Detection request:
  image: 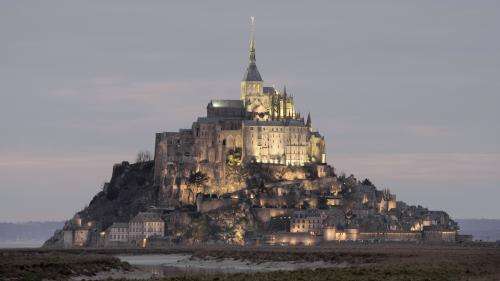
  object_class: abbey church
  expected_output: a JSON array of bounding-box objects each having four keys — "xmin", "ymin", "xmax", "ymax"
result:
[{"xmin": 153, "ymin": 21, "xmax": 326, "ymax": 190}]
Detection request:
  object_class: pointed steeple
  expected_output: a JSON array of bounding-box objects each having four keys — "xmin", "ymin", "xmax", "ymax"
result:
[
  {"xmin": 249, "ymin": 16, "xmax": 256, "ymax": 63},
  {"xmin": 306, "ymin": 112, "xmax": 311, "ymax": 127},
  {"xmin": 283, "ymin": 85, "xmax": 288, "ymax": 118},
  {"xmin": 243, "ymin": 17, "xmax": 262, "ymax": 82}
]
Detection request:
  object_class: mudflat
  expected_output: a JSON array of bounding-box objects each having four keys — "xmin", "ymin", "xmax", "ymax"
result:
[{"xmin": 1, "ymin": 243, "xmax": 499, "ymax": 280}]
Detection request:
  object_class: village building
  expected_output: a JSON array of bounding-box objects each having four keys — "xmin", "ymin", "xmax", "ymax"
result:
[
  {"xmin": 62, "ymin": 215, "xmax": 92, "ymax": 248},
  {"xmin": 128, "ymin": 212, "xmax": 165, "ymax": 244},
  {"xmin": 106, "ymin": 223, "xmax": 129, "ymax": 244},
  {"xmin": 290, "ymin": 209, "xmax": 325, "ymax": 235}
]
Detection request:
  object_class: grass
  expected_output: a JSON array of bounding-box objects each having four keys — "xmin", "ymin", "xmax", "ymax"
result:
[
  {"xmin": 0, "ymin": 249, "xmax": 131, "ymax": 281},
  {"xmin": 1, "ymin": 243, "xmax": 499, "ymax": 281},
  {"xmin": 106, "ymin": 262, "xmax": 495, "ymax": 281}
]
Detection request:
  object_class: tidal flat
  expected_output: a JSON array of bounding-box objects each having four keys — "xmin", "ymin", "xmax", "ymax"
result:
[{"xmin": 2, "ymin": 243, "xmax": 500, "ymax": 281}]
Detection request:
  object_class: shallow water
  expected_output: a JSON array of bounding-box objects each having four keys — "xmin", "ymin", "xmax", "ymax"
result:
[
  {"xmin": 72, "ymin": 254, "xmax": 344, "ymax": 280},
  {"xmin": 115, "ymin": 253, "xmax": 342, "ymax": 278}
]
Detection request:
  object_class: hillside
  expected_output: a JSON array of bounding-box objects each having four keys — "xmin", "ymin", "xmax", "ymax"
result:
[
  {"xmin": 44, "ymin": 158, "xmax": 460, "ymax": 247},
  {"xmin": 78, "ymin": 161, "xmax": 158, "ymax": 230}
]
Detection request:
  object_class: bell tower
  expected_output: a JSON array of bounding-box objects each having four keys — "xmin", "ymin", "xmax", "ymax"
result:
[{"xmin": 241, "ymin": 17, "xmax": 267, "ymax": 115}]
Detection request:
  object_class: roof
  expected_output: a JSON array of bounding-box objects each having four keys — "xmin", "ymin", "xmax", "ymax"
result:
[
  {"xmin": 110, "ymin": 223, "xmax": 129, "ymax": 228},
  {"xmin": 311, "ymin": 132, "xmax": 324, "ymax": 138},
  {"xmin": 243, "ymin": 119, "xmax": 305, "ymax": 127},
  {"xmin": 130, "ymin": 212, "xmax": 163, "ymax": 223},
  {"xmin": 196, "ymin": 116, "xmax": 244, "ymax": 124},
  {"xmin": 209, "ymin": 99, "xmax": 244, "ymax": 108},
  {"xmin": 243, "ymin": 62, "xmax": 262, "ymax": 82},
  {"xmin": 294, "ymin": 209, "xmax": 322, "ymax": 218},
  {"xmin": 263, "ymin": 86, "xmax": 276, "ymax": 94}
]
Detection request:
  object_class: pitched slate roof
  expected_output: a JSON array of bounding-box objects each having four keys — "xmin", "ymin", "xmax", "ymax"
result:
[
  {"xmin": 110, "ymin": 223, "xmax": 129, "ymax": 228},
  {"xmin": 263, "ymin": 86, "xmax": 276, "ymax": 94},
  {"xmin": 243, "ymin": 62, "xmax": 262, "ymax": 82},
  {"xmin": 130, "ymin": 212, "xmax": 163, "ymax": 223},
  {"xmin": 209, "ymin": 99, "xmax": 244, "ymax": 108}
]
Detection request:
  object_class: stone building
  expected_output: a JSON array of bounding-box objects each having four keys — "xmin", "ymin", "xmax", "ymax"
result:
[
  {"xmin": 267, "ymin": 232, "xmax": 320, "ymax": 246},
  {"xmin": 62, "ymin": 215, "xmax": 92, "ymax": 248},
  {"xmin": 106, "ymin": 223, "xmax": 129, "ymax": 243},
  {"xmin": 422, "ymin": 226, "xmax": 457, "ymax": 243},
  {"xmin": 377, "ymin": 189, "xmax": 397, "ymax": 213},
  {"xmin": 290, "ymin": 209, "xmax": 325, "ymax": 235},
  {"xmin": 323, "ymin": 227, "xmax": 360, "ymax": 241},
  {"xmin": 128, "ymin": 212, "xmax": 165, "ymax": 244},
  {"xmin": 154, "ymin": 20, "xmax": 327, "ymax": 189}
]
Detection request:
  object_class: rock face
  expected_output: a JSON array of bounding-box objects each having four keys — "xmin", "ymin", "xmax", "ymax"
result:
[
  {"xmin": 82, "ymin": 161, "xmax": 158, "ymax": 230},
  {"xmin": 44, "ymin": 160, "xmax": 458, "ymax": 247},
  {"xmin": 44, "ymin": 161, "xmax": 158, "ymax": 247}
]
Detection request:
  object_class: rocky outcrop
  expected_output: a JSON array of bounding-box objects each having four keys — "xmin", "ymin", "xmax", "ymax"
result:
[
  {"xmin": 44, "ymin": 160, "xmax": 458, "ymax": 247},
  {"xmin": 44, "ymin": 161, "xmax": 158, "ymax": 247},
  {"xmin": 81, "ymin": 161, "xmax": 157, "ymax": 230}
]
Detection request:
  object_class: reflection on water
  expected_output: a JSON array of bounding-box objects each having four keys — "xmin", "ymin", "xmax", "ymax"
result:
[
  {"xmin": 138, "ymin": 265, "xmax": 232, "ymax": 278},
  {"xmin": 117, "ymin": 254, "xmax": 338, "ymax": 278}
]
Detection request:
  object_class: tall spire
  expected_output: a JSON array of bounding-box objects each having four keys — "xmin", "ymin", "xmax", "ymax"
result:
[
  {"xmin": 306, "ymin": 112, "xmax": 312, "ymax": 127},
  {"xmin": 249, "ymin": 16, "xmax": 256, "ymax": 63},
  {"xmin": 283, "ymin": 85, "xmax": 288, "ymax": 118},
  {"xmin": 242, "ymin": 16, "xmax": 262, "ymax": 81}
]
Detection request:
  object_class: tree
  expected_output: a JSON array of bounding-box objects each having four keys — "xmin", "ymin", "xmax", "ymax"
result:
[
  {"xmin": 136, "ymin": 150, "xmax": 152, "ymax": 163},
  {"xmin": 187, "ymin": 171, "xmax": 208, "ymax": 187}
]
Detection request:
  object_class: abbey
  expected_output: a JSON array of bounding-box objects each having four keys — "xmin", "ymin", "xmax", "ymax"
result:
[{"xmin": 153, "ymin": 22, "xmax": 326, "ymax": 187}]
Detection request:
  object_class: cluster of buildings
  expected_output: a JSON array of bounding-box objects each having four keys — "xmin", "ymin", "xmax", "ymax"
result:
[
  {"xmin": 268, "ymin": 209, "xmax": 458, "ymax": 246},
  {"xmin": 62, "ymin": 212, "xmax": 165, "ymax": 248},
  {"xmin": 61, "ymin": 215, "xmax": 93, "ymax": 248},
  {"xmin": 105, "ymin": 212, "xmax": 164, "ymax": 247},
  {"xmin": 194, "ymin": 177, "xmax": 461, "ymax": 245}
]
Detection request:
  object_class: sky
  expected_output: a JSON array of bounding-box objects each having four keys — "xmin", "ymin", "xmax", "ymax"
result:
[{"xmin": 0, "ymin": 0, "xmax": 499, "ymax": 221}]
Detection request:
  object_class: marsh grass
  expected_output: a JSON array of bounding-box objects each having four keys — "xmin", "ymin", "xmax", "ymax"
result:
[
  {"xmin": 1, "ymin": 244, "xmax": 499, "ymax": 281},
  {"xmin": 0, "ymin": 249, "xmax": 130, "ymax": 280}
]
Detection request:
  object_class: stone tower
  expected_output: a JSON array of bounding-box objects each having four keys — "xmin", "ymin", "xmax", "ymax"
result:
[{"xmin": 240, "ymin": 17, "xmax": 269, "ymax": 116}]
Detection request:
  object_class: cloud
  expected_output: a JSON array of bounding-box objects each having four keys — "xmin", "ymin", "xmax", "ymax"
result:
[
  {"xmin": 407, "ymin": 125, "xmax": 451, "ymax": 137},
  {"xmin": 44, "ymin": 77, "xmax": 238, "ymax": 136},
  {"xmin": 0, "ymin": 151, "xmax": 131, "ymax": 168},
  {"xmin": 0, "ymin": 151, "xmax": 131, "ymax": 221},
  {"xmin": 49, "ymin": 78, "xmax": 235, "ymax": 106}
]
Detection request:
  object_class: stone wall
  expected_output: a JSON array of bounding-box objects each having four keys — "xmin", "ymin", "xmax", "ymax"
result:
[
  {"xmin": 423, "ymin": 230, "xmax": 457, "ymax": 243},
  {"xmin": 196, "ymin": 197, "xmax": 236, "ymax": 213},
  {"xmin": 267, "ymin": 232, "xmax": 319, "ymax": 246},
  {"xmin": 253, "ymin": 208, "xmax": 291, "ymax": 224},
  {"xmin": 242, "ymin": 121, "xmax": 309, "ymax": 166}
]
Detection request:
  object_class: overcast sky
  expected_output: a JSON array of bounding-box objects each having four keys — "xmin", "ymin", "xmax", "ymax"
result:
[{"xmin": 1, "ymin": 1, "xmax": 499, "ymax": 221}]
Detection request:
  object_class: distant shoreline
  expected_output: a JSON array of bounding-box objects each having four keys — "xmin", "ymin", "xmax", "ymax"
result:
[
  {"xmin": 0, "ymin": 240, "xmax": 43, "ymax": 249},
  {"xmin": 456, "ymin": 219, "xmax": 500, "ymax": 242}
]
